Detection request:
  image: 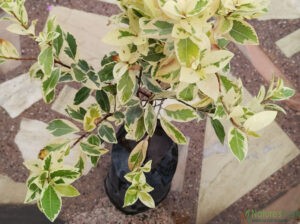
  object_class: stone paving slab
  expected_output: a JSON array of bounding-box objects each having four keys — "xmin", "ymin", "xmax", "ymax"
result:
[
  {"xmin": 49, "ymin": 6, "xmax": 115, "ymax": 70},
  {"xmin": 0, "ymin": 74, "xmax": 42, "ymax": 118},
  {"xmin": 15, "ymin": 118, "xmax": 93, "ymax": 175},
  {"xmin": 0, "ymin": 175, "xmax": 26, "ymax": 204},
  {"xmin": 259, "ymin": 0, "xmax": 300, "ymax": 20},
  {"xmin": 51, "ymin": 85, "xmax": 97, "ymax": 117},
  {"xmin": 196, "ymin": 90, "xmax": 299, "ymax": 224},
  {"xmin": 276, "ymin": 28, "xmax": 300, "ymax": 58}
]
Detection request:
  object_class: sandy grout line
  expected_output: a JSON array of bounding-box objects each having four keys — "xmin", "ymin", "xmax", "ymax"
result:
[{"xmin": 237, "ymin": 44, "xmax": 300, "ymax": 111}]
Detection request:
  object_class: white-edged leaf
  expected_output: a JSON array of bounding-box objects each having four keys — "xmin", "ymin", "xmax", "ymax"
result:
[
  {"xmin": 47, "ymin": 119, "xmax": 79, "ymax": 136},
  {"xmin": 38, "ymin": 46, "xmax": 53, "ymax": 76},
  {"xmin": 54, "ymin": 184, "xmax": 80, "ymax": 197},
  {"xmin": 160, "ymin": 118, "xmax": 187, "ymax": 145},
  {"xmin": 128, "ymin": 139, "xmax": 149, "ymax": 171},
  {"xmin": 175, "ymin": 37, "xmax": 200, "ymax": 67},
  {"xmin": 138, "ymin": 191, "xmax": 155, "ymax": 208},
  {"xmin": 228, "ymin": 127, "xmax": 248, "ymax": 161},
  {"xmin": 98, "ymin": 121, "xmax": 117, "ymax": 144},
  {"xmin": 228, "ymin": 20, "xmax": 258, "ymax": 45},
  {"xmin": 164, "ymin": 103, "xmax": 197, "ymax": 122},
  {"xmin": 40, "ymin": 185, "xmax": 62, "ymax": 222},
  {"xmin": 144, "ymin": 104, "xmax": 157, "ymax": 137}
]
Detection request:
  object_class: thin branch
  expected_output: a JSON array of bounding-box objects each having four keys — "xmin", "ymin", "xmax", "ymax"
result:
[
  {"xmin": 54, "ymin": 59, "xmax": 71, "ymax": 69},
  {"xmin": 70, "ymin": 113, "xmax": 113, "ymax": 149}
]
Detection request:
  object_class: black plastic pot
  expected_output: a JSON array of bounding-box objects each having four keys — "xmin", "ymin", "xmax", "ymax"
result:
[{"xmin": 104, "ymin": 123, "xmax": 178, "ymax": 214}]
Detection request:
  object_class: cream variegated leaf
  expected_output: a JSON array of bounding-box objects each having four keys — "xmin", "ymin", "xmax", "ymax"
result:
[
  {"xmin": 0, "ymin": 38, "xmax": 19, "ymax": 58},
  {"xmin": 128, "ymin": 138, "xmax": 149, "ymax": 171},
  {"xmin": 175, "ymin": 37, "xmax": 200, "ymax": 68},
  {"xmin": 201, "ymin": 50, "xmax": 234, "ymax": 74},
  {"xmin": 243, "ymin": 111, "xmax": 277, "ymax": 132},
  {"xmin": 160, "ymin": 118, "xmax": 187, "ymax": 144},
  {"xmin": 163, "ymin": 103, "xmax": 198, "ymax": 122},
  {"xmin": 83, "ymin": 104, "xmax": 101, "ymax": 132},
  {"xmin": 228, "ymin": 127, "xmax": 248, "ymax": 161},
  {"xmin": 179, "ymin": 67, "xmax": 202, "ymax": 84},
  {"xmin": 197, "ymin": 74, "xmax": 219, "ymax": 101},
  {"xmin": 117, "ymin": 70, "xmax": 137, "ymax": 105},
  {"xmin": 102, "ymin": 28, "xmax": 138, "ymax": 46}
]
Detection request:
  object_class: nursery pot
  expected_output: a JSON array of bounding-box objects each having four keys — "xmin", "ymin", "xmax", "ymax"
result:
[{"xmin": 104, "ymin": 123, "xmax": 178, "ymax": 214}]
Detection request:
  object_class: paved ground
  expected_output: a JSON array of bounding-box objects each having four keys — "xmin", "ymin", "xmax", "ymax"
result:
[{"xmin": 0, "ymin": 0, "xmax": 299, "ymax": 224}]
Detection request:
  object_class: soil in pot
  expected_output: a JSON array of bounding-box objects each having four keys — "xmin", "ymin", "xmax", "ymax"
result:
[{"xmin": 105, "ymin": 123, "xmax": 178, "ymax": 214}]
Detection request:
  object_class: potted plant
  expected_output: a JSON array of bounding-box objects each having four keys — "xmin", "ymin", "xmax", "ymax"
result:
[{"xmin": 0, "ymin": 0, "xmax": 295, "ymax": 222}]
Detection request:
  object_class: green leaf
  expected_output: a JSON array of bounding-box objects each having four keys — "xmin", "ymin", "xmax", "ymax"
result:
[
  {"xmin": 72, "ymin": 65, "xmax": 86, "ymax": 82},
  {"xmin": 66, "ymin": 106, "xmax": 86, "ymax": 121},
  {"xmin": 64, "ymin": 32, "xmax": 77, "ymax": 59},
  {"xmin": 164, "ymin": 103, "xmax": 198, "ymax": 122},
  {"xmin": 141, "ymin": 75, "xmax": 162, "ymax": 93},
  {"xmin": 98, "ymin": 63, "xmax": 115, "ymax": 82},
  {"xmin": 98, "ymin": 121, "xmax": 117, "ymax": 144},
  {"xmin": 117, "ymin": 70, "xmax": 136, "ymax": 105},
  {"xmin": 270, "ymin": 87, "xmax": 295, "ymax": 101},
  {"xmin": 40, "ymin": 185, "xmax": 62, "ymax": 222},
  {"xmin": 141, "ymin": 18, "xmax": 173, "ymax": 38},
  {"xmin": 83, "ymin": 104, "xmax": 101, "ymax": 132},
  {"xmin": 42, "ymin": 68, "xmax": 60, "ymax": 103},
  {"xmin": 177, "ymin": 83, "xmax": 196, "ymax": 101},
  {"xmin": 54, "ymin": 184, "xmax": 80, "ymax": 197},
  {"xmin": 53, "ymin": 25, "xmax": 63, "ymax": 56},
  {"xmin": 123, "ymin": 187, "xmax": 138, "ymax": 207},
  {"xmin": 229, "ymin": 20, "xmax": 258, "ymax": 45},
  {"xmin": 187, "ymin": 0, "xmax": 208, "ymax": 16},
  {"xmin": 87, "ymin": 134, "xmax": 101, "ymax": 146},
  {"xmin": 80, "ymin": 142, "xmax": 108, "ymax": 156},
  {"xmin": 175, "ymin": 37, "xmax": 200, "ymax": 67},
  {"xmin": 47, "ymin": 119, "xmax": 79, "ymax": 136},
  {"xmin": 144, "ymin": 104, "xmax": 157, "ymax": 137},
  {"xmin": 128, "ymin": 139, "xmax": 148, "ymax": 171},
  {"xmin": 138, "ymin": 191, "xmax": 155, "ymax": 208},
  {"xmin": 160, "ymin": 118, "xmax": 187, "ymax": 144},
  {"xmin": 44, "ymin": 141, "xmax": 69, "ymax": 152},
  {"xmin": 125, "ymin": 104, "xmax": 144, "ymax": 126},
  {"xmin": 43, "ymin": 154, "xmax": 52, "ymax": 171},
  {"xmin": 96, "ymin": 90, "xmax": 110, "ymax": 113},
  {"xmin": 210, "ymin": 118, "xmax": 225, "ymax": 144},
  {"xmin": 50, "ymin": 170, "xmax": 80, "ymax": 180},
  {"xmin": 38, "ymin": 46, "xmax": 53, "ymax": 76},
  {"xmin": 228, "ymin": 127, "xmax": 248, "ymax": 161},
  {"xmin": 75, "ymin": 156, "xmax": 85, "ymax": 173},
  {"xmin": 74, "ymin": 87, "xmax": 91, "ymax": 105}
]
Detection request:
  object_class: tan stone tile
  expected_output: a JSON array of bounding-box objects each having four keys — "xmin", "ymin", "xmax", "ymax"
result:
[
  {"xmin": 15, "ymin": 118, "xmax": 93, "ymax": 175},
  {"xmin": 51, "ymin": 85, "xmax": 96, "ymax": 117},
  {"xmin": 0, "ymin": 175, "xmax": 26, "ymax": 204},
  {"xmin": 171, "ymin": 138, "xmax": 189, "ymax": 192},
  {"xmin": 49, "ymin": 6, "xmax": 115, "ymax": 70},
  {"xmin": 196, "ymin": 91, "xmax": 299, "ymax": 224},
  {"xmin": 259, "ymin": 0, "xmax": 300, "ymax": 20},
  {"xmin": 0, "ymin": 74, "xmax": 42, "ymax": 118},
  {"xmin": 276, "ymin": 29, "xmax": 300, "ymax": 58}
]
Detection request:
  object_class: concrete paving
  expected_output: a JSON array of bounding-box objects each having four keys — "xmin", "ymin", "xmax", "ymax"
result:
[
  {"xmin": 276, "ymin": 28, "xmax": 300, "ymax": 58},
  {"xmin": 49, "ymin": 6, "xmax": 115, "ymax": 70},
  {"xmin": 196, "ymin": 90, "xmax": 299, "ymax": 224},
  {"xmin": 0, "ymin": 74, "xmax": 42, "ymax": 118}
]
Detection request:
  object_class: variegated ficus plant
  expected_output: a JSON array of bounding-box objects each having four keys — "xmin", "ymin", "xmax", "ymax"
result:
[{"xmin": 0, "ymin": 0, "xmax": 295, "ymax": 222}]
